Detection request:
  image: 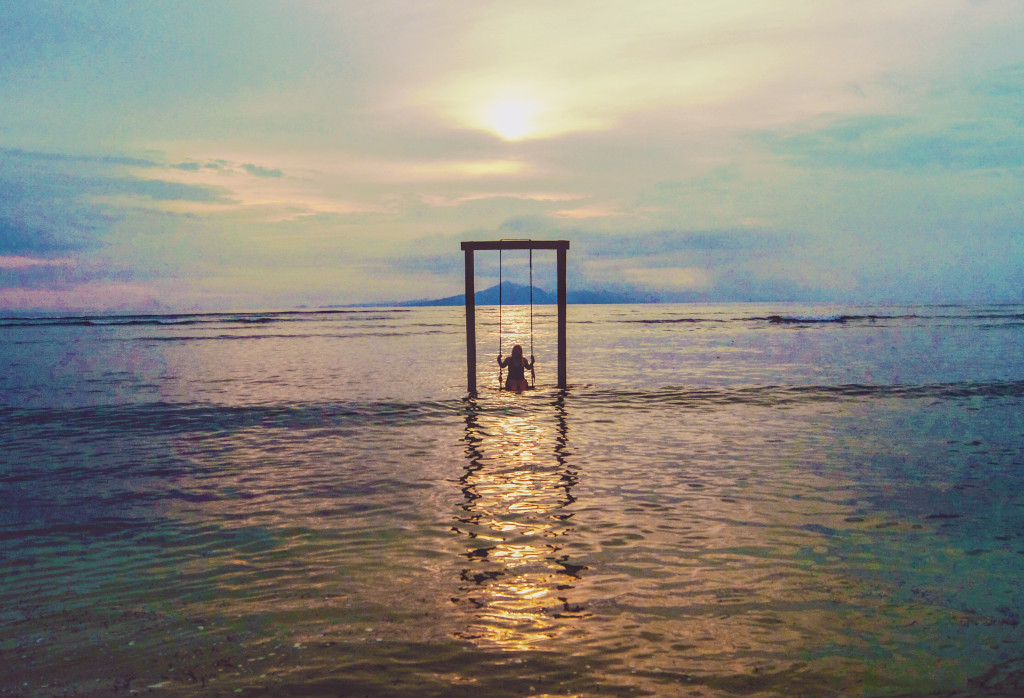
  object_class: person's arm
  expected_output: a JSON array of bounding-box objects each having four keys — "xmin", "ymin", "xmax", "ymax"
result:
[
  {"xmin": 497, "ymin": 354, "xmax": 505, "ymax": 367},
  {"xmin": 526, "ymin": 355, "xmax": 534, "ymax": 369}
]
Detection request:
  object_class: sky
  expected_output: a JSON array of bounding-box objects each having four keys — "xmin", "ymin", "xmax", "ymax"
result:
[{"xmin": 2, "ymin": 0, "xmax": 1023, "ymax": 312}]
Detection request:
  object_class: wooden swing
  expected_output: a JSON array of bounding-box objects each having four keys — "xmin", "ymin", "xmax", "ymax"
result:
[{"xmin": 461, "ymin": 239, "xmax": 569, "ymax": 395}]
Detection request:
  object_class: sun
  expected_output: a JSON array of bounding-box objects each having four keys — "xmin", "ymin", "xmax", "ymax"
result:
[{"xmin": 486, "ymin": 99, "xmax": 540, "ymax": 141}]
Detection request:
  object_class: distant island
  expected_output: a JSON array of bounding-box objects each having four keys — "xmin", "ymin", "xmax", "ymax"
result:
[{"xmin": 326, "ymin": 282, "xmax": 657, "ymax": 308}]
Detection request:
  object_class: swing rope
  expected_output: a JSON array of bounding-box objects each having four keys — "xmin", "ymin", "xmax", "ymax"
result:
[
  {"xmin": 529, "ymin": 248, "xmax": 535, "ymax": 388},
  {"xmin": 498, "ymin": 248, "xmax": 503, "ymax": 389}
]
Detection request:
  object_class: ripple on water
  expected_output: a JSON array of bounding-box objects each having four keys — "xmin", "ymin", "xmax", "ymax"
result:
[{"xmin": 3, "ymin": 381, "xmax": 1024, "ymax": 695}]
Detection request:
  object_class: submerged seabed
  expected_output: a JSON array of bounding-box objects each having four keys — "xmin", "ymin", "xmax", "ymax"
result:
[{"xmin": 2, "ymin": 303, "xmax": 1024, "ymax": 697}]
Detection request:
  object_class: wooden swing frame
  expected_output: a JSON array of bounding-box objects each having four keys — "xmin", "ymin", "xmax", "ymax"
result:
[{"xmin": 461, "ymin": 240, "xmax": 569, "ymax": 395}]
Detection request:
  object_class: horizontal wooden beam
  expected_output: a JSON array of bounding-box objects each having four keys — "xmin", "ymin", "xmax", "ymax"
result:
[{"xmin": 461, "ymin": 240, "xmax": 570, "ymax": 252}]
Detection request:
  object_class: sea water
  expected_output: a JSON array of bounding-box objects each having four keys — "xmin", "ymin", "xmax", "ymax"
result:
[{"xmin": 2, "ymin": 303, "xmax": 1023, "ymax": 697}]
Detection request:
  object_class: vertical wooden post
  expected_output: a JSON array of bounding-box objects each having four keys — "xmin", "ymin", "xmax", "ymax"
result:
[
  {"xmin": 557, "ymin": 245, "xmax": 567, "ymax": 389},
  {"xmin": 464, "ymin": 248, "xmax": 476, "ymax": 394}
]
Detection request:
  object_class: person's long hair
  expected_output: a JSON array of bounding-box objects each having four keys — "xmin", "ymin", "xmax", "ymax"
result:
[{"xmin": 510, "ymin": 344, "xmax": 524, "ymax": 364}]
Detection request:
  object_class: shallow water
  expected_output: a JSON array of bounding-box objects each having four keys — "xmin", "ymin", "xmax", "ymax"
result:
[{"xmin": 2, "ymin": 304, "xmax": 1024, "ymax": 696}]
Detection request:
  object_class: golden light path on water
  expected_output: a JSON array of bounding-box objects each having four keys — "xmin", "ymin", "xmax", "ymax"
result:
[
  {"xmin": 460, "ymin": 306, "xmax": 871, "ymax": 671},
  {"xmin": 455, "ymin": 392, "xmax": 583, "ymax": 651},
  {"xmin": 494, "ymin": 304, "xmax": 535, "ymax": 357}
]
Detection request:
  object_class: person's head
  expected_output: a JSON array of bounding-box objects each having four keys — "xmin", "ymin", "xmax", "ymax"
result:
[{"xmin": 511, "ymin": 344, "xmax": 523, "ymax": 360}]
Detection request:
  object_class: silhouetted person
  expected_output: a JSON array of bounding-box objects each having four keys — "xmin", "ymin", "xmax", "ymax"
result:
[{"xmin": 497, "ymin": 344, "xmax": 534, "ymax": 393}]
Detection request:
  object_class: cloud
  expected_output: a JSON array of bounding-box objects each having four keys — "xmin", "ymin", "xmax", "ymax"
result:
[
  {"xmin": 0, "ymin": 255, "xmax": 75, "ymax": 269},
  {"xmin": 419, "ymin": 191, "xmax": 582, "ymax": 208},
  {"xmin": 552, "ymin": 205, "xmax": 628, "ymax": 220},
  {"xmin": 0, "ymin": 220, "xmax": 98, "ymax": 257},
  {"xmin": 0, "ymin": 149, "xmax": 205, "ymax": 240},
  {"xmin": 0, "ymin": 148, "xmax": 236, "ymax": 258},
  {"xmin": 0, "ymin": 147, "xmax": 259, "ymax": 310},
  {"xmin": 405, "ymin": 0, "xmax": 1014, "ymax": 145},
  {"xmin": 103, "ymin": 177, "xmax": 233, "ymax": 203},
  {"xmin": 580, "ymin": 229, "xmax": 791, "ymax": 259},
  {"xmin": 0, "ymin": 246, "xmax": 156, "ymax": 299},
  {"xmin": 242, "ymin": 163, "xmax": 284, "ymax": 178},
  {"xmin": 585, "ymin": 260, "xmax": 712, "ymax": 292},
  {"xmin": 766, "ymin": 116, "xmax": 1024, "ymax": 171},
  {"xmin": 173, "ymin": 158, "xmax": 287, "ymax": 179},
  {"xmin": 0, "ymin": 147, "xmax": 158, "ymax": 168},
  {"xmin": 762, "ymin": 64, "xmax": 1024, "ymax": 171},
  {"xmin": 380, "ymin": 225, "xmax": 807, "ymax": 303},
  {"xmin": 0, "ymin": 280, "xmax": 164, "ymax": 312},
  {"xmin": 561, "ymin": 228, "xmax": 828, "ymax": 301}
]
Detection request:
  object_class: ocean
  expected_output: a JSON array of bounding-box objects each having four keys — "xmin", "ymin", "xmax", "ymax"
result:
[{"xmin": 2, "ymin": 303, "xmax": 1023, "ymax": 697}]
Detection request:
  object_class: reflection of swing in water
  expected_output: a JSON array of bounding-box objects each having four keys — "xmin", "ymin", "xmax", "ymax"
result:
[
  {"xmin": 496, "ymin": 246, "xmax": 536, "ymax": 392},
  {"xmin": 453, "ymin": 394, "xmax": 587, "ymax": 649}
]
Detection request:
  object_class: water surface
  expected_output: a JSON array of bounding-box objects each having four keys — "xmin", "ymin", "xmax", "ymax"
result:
[{"xmin": 3, "ymin": 304, "xmax": 1024, "ymax": 696}]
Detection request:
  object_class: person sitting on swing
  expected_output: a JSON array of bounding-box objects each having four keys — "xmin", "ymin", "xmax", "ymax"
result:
[{"xmin": 497, "ymin": 344, "xmax": 534, "ymax": 393}]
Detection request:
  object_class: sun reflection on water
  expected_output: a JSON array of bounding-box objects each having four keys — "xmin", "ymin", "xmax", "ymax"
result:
[
  {"xmin": 454, "ymin": 393, "xmax": 585, "ymax": 650},
  {"xmin": 493, "ymin": 304, "xmax": 537, "ymax": 359}
]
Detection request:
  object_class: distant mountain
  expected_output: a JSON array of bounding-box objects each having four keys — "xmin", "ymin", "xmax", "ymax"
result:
[
  {"xmin": 396, "ymin": 281, "xmax": 649, "ymax": 306},
  {"xmin": 565, "ymin": 288, "xmax": 660, "ymax": 304}
]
